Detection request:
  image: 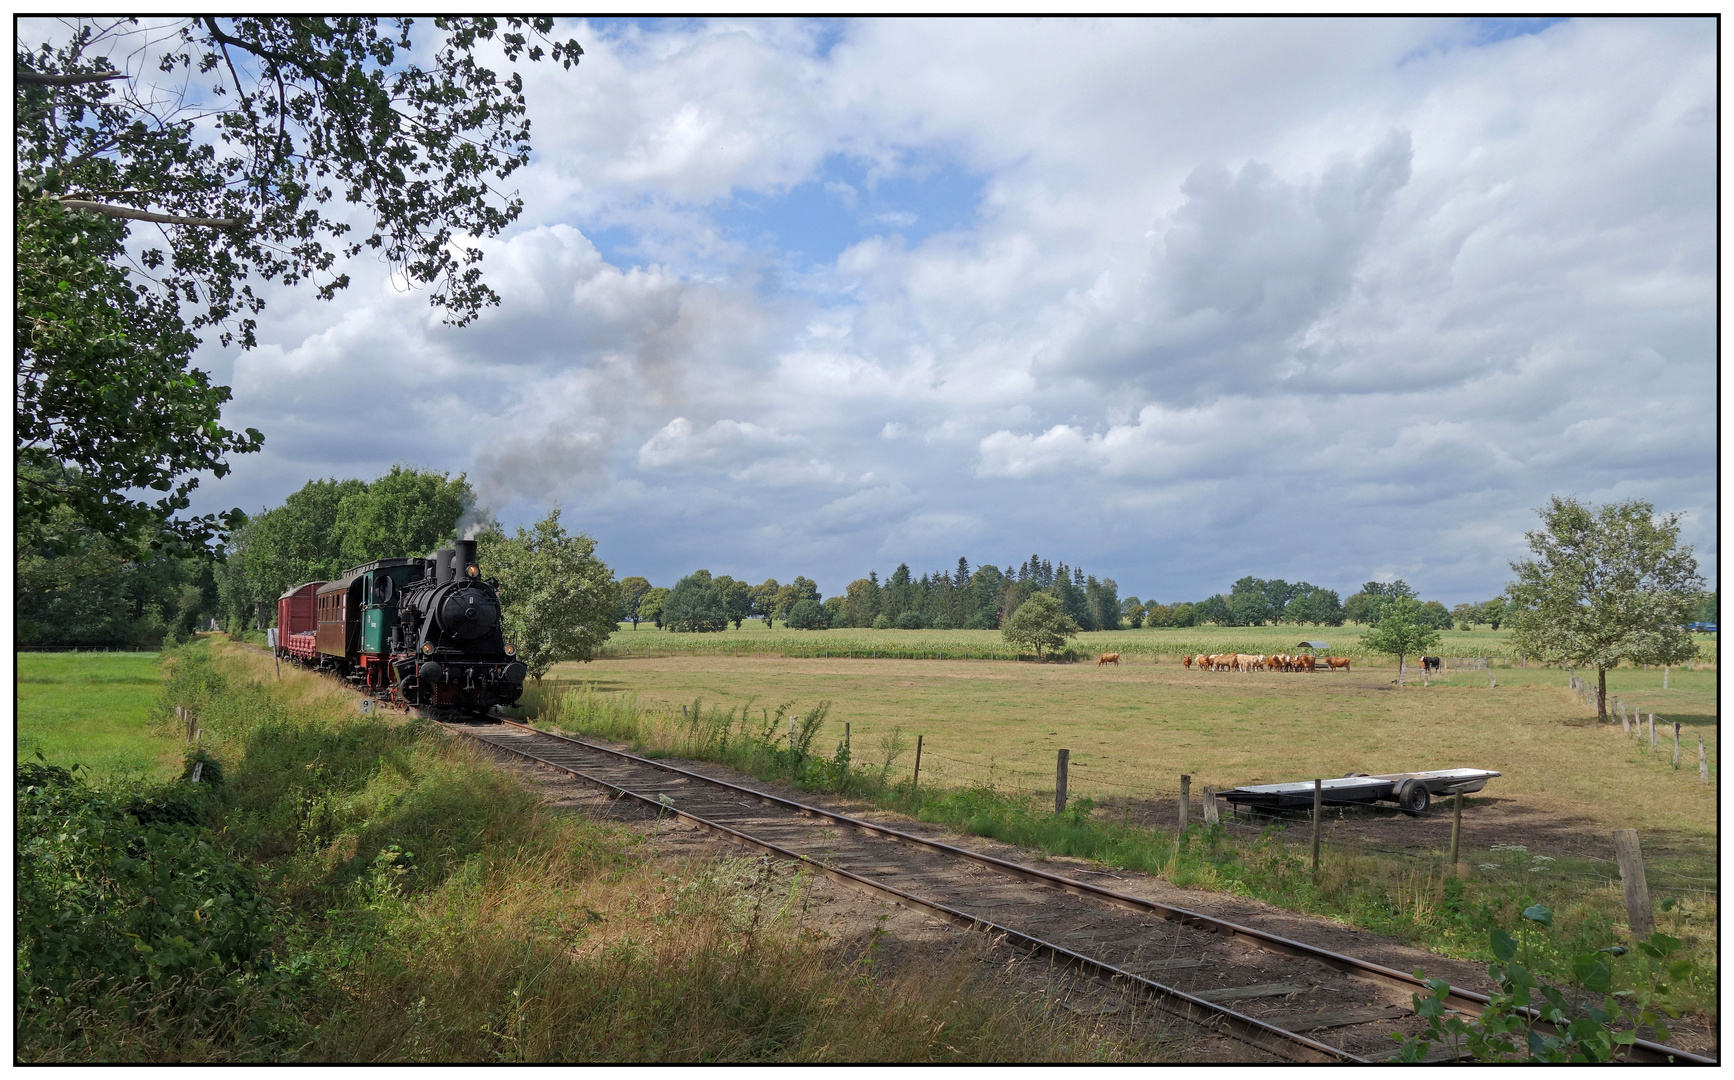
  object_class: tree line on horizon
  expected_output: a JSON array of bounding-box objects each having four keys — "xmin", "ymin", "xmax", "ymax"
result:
[{"xmin": 612, "ymin": 562, "xmax": 1535, "ymax": 635}]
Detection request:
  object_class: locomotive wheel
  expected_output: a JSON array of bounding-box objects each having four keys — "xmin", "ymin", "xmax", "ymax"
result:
[{"xmin": 1398, "ymin": 782, "xmax": 1431, "ymax": 816}]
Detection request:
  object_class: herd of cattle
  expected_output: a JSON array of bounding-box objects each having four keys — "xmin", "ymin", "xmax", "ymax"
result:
[
  {"xmin": 1091, "ymin": 651, "xmax": 1353, "ymax": 670},
  {"xmin": 1183, "ymin": 652, "xmax": 1350, "ymax": 672}
]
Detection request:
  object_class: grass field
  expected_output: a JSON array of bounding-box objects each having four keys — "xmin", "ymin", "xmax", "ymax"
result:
[
  {"xmin": 545, "ymin": 655, "xmax": 1717, "ymax": 840},
  {"xmin": 603, "ymin": 621, "xmax": 1720, "ymax": 667},
  {"xmin": 16, "ymin": 652, "xmax": 182, "ymax": 781}
]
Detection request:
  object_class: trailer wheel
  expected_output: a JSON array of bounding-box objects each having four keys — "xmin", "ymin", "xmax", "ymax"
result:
[{"xmin": 1398, "ymin": 782, "xmax": 1431, "ymax": 816}]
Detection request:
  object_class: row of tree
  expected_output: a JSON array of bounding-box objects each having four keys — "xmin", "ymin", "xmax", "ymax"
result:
[
  {"xmin": 624, "ymin": 555, "xmax": 1127, "ymax": 633},
  {"xmin": 17, "ymin": 467, "xmax": 218, "ymax": 646}
]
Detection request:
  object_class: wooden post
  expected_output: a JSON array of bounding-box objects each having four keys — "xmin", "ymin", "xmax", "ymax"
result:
[
  {"xmin": 844, "ymin": 722, "xmax": 850, "ymax": 756},
  {"xmin": 1179, "ymin": 774, "xmax": 1191, "ymax": 832},
  {"xmin": 913, "ymin": 734, "xmax": 923, "ymax": 790},
  {"xmin": 1673, "ymin": 722, "xmax": 1681, "ymax": 768},
  {"xmin": 1201, "ymin": 785, "xmax": 1220, "ymax": 825},
  {"xmin": 1055, "ymin": 749, "xmax": 1070, "ymax": 814},
  {"xmin": 1449, "ymin": 789, "xmax": 1463, "ymax": 873},
  {"xmin": 1663, "ymin": 666, "xmax": 1670, "ymax": 689},
  {"xmin": 1620, "ymin": 704, "xmax": 1630, "ymax": 735},
  {"xmin": 1612, "ymin": 829, "xmax": 1655, "ymax": 939},
  {"xmin": 1311, "ymin": 779, "xmax": 1323, "ymax": 878},
  {"xmin": 1650, "ymin": 713, "xmax": 1657, "ymax": 751},
  {"xmin": 1699, "ymin": 736, "xmax": 1709, "ymax": 784}
]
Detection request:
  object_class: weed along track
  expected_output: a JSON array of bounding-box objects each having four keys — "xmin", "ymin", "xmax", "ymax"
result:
[{"xmin": 447, "ymin": 718, "xmax": 1709, "ymax": 1065}]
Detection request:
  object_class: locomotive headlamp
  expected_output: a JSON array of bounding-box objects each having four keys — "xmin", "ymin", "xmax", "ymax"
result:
[
  {"xmin": 423, "ymin": 643, "xmax": 434, "ymax": 655},
  {"xmin": 504, "ymin": 644, "xmax": 515, "ymax": 656},
  {"xmin": 467, "ymin": 564, "xmax": 478, "ymax": 577}
]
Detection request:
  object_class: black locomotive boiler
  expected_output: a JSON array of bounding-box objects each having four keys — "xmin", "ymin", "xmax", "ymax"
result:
[{"xmin": 276, "ymin": 537, "xmax": 527, "ymax": 716}]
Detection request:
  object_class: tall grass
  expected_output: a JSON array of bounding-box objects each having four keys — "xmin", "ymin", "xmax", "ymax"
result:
[
  {"xmin": 525, "ymin": 682, "xmax": 1718, "ymax": 1016},
  {"xmin": 18, "ymin": 639, "xmax": 1178, "ymax": 1062}
]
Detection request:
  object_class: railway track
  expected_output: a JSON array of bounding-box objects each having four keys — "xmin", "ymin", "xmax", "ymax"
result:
[{"xmin": 447, "ymin": 718, "xmax": 1712, "ymax": 1065}]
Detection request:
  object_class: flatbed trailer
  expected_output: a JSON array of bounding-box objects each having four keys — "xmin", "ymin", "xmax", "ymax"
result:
[{"xmin": 1221, "ymin": 768, "xmax": 1500, "ymax": 815}]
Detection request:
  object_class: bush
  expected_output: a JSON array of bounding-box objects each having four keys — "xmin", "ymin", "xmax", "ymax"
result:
[
  {"xmin": 872, "ymin": 614, "xmax": 892, "ymax": 629},
  {"xmin": 16, "ymin": 760, "xmax": 271, "ymax": 1021},
  {"xmin": 785, "ymin": 599, "xmax": 827, "ymax": 630},
  {"xmin": 895, "ymin": 611, "xmax": 927, "ymax": 630}
]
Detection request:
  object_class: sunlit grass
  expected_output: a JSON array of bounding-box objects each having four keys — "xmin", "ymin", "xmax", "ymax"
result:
[{"xmin": 16, "ymin": 651, "xmax": 181, "ymax": 781}]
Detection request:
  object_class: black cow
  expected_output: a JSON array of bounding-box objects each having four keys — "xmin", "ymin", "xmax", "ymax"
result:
[{"xmin": 1421, "ymin": 656, "xmax": 1442, "ymax": 674}]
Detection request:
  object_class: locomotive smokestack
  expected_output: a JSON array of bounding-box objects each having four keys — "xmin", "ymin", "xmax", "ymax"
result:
[
  {"xmin": 436, "ymin": 548, "xmax": 456, "ymax": 584},
  {"xmin": 455, "ymin": 538, "xmax": 479, "ymax": 580}
]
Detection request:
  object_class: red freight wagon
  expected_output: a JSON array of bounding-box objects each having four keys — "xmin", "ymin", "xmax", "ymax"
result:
[{"xmin": 276, "ymin": 581, "xmax": 323, "ymax": 661}]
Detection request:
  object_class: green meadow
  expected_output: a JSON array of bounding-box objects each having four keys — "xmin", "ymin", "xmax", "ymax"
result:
[{"xmin": 17, "ymin": 651, "xmax": 182, "ymax": 781}]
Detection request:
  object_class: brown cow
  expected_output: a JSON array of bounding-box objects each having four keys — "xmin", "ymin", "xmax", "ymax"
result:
[
  {"xmin": 1182, "ymin": 654, "xmax": 1194, "ymax": 669},
  {"xmin": 1097, "ymin": 653, "xmax": 1121, "ymax": 666},
  {"xmin": 1295, "ymin": 655, "xmax": 1316, "ymax": 672},
  {"xmin": 1327, "ymin": 657, "xmax": 1351, "ymax": 671}
]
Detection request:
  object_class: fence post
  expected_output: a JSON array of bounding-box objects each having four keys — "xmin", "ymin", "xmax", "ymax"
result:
[
  {"xmin": 1699, "ymin": 736, "xmax": 1709, "ymax": 784},
  {"xmin": 1620, "ymin": 704, "xmax": 1630, "ymax": 735},
  {"xmin": 1663, "ymin": 666, "xmax": 1670, "ymax": 689},
  {"xmin": 1201, "ymin": 785, "xmax": 1220, "ymax": 825},
  {"xmin": 1673, "ymin": 722, "xmax": 1682, "ymax": 768},
  {"xmin": 1311, "ymin": 779, "xmax": 1323, "ymax": 878},
  {"xmin": 844, "ymin": 722, "xmax": 850, "ymax": 756},
  {"xmin": 1612, "ymin": 829, "xmax": 1655, "ymax": 939},
  {"xmin": 1649, "ymin": 712, "xmax": 1657, "ymax": 751},
  {"xmin": 1449, "ymin": 788, "xmax": 1463, "ymax": 873},
  {"xmin": 1055, "ymin": 749, "xmax": 1070, "ymax": 815},
  {"xmin": 1179, "ymin": 773, "xmax": 1191, "ymax": 832},
  {"xmin": 913, "ymin": 735, "xmax": 923, "ymax": 791}
]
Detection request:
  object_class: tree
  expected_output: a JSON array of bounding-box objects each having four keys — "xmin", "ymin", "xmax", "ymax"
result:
[
  {"xmin": 640, "ymin": 587, "xmax": 670, "ymax": 629},
  {"xmin": 1506, "ymin": 497, "xmax": 1703, "ymax": 721},
  {"xmin": 1480, "ymin": 598, "xmax": 1509, "ymax": 631},
  {"xmin": 663, "ymin": 571, "xmax": 729, "ymax": 633},
  {"xmin": 17, "ymin": 18, "xmax": 581, "ymax": 550},
  {"xmin": 332, "ymin": 466, "xmax": 477, "ymax": 566},
  {"xmin": 712, "ymin": 575, "xmax": 753, "ymax": 630},
  {"xmin": 774, "ymin": 576, "xmax": 820, "ymax": 622},
  {"xmin": 785, "ymin": 598, "xmax": 827, "ymax": 630},
  {"xmin": 475, "ymin": 509, "xmax": 615, "ymax": 683},
  {"xmin": 617, "ymin": 576, "xmax": 652, "ymax": 629},
  {"xmin": 1121, "ymin": 597, "xmax": 1146, "ymax": 629},
  {"xmin": 1360, "ymin": 597, "xmax": 1442, "ymax": 686},
  {"xmin": 1228, "ymin": 576, "xmax": 1272, "ymax": 625},
  {"xmin": 1001, "ymin": 591, "xmax": 1080, "ymax": 660},
  {"xmin": 750, "ymin": 578, "xmax": 781, "ymax": 627},
  {"xmin": 1418, "ymin": 600, "xmax": 1454, "ymax": 631},
  {"xmin": 841, "ymin": 577, "xmax": 881, "ymax": 628},
  {"xmin": 16, "ymin": 200, "xmax": 261, "ymax": 554},
  {"xmin": 1193, "ymin": 595, "xmax": 1232, "ymax": 626}
]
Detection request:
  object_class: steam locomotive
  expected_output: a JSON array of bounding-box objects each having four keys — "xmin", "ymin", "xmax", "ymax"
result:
[{"xmin": 275, "ymin": 537, "xmax": 527, "ymax": 716}]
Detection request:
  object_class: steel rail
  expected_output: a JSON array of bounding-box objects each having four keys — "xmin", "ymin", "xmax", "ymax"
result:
[
  {"xmin": 455, "ymin": 723, "xmax": 1357, "ymax": 1063},
  {"xmin": 470, "ymin": 719, "xmax": 1712, "ymax": 1065}
]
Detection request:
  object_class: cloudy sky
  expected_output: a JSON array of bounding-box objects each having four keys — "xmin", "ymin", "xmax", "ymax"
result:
[{"xmin": 187, "ymin": 17, "xmax": 1717, "ymax": 604}]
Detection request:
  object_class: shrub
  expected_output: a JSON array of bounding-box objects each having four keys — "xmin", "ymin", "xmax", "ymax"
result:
[
  {"xmin": 872, "ymin": 614, "xmax": 892, "ymax": 629},
  {"xmin": 895, "ymin": 611, "xmax": 926, "ymax": 630},
  {"xmin": 16, "ymin": 760, "xmax": 271, "ymax": 1020}
]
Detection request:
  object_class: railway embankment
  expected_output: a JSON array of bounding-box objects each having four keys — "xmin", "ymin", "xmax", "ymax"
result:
[{"xmin": 17, "ymin": 638, "xmax": 1178, "ymax": 1063}]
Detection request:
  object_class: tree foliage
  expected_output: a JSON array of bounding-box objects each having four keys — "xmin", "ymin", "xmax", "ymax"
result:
[
  {"xmin": 16, "ymin": 18, "xmax": 581, "ymax": 549},
  {"xmin": 617, "ymin": 576, "xmax": 652, "ymax": 629},
  {"xmin": 476, "ymin": 509, "xmax": 615, "ymax": 682},
  {"xmin": 1360, "ymin": 597, "xmax": 1442, "ymax": 686},
  {"xmin": 1001, "ymin": 591, "xmax": 1080, "ymax": 659},
  {"xmin": 662, "ymin": 571, "xmax": 729, "ymax": 634},
  {"xmin": 785, "ymin": 598, "xmax": 827, "ymax": 630},
  {"xmin": 1506, "ymin": 496, "xmax": 1702, "ymax": 721},
  {"xmin": 214, "ymin": 466, "xmax": 472, "ymax": 628}
]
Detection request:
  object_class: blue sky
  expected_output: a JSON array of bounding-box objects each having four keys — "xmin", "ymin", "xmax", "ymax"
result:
[{"xmin": 179, "ymin": 17, "xmax": 1716, "ymax": 604}]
